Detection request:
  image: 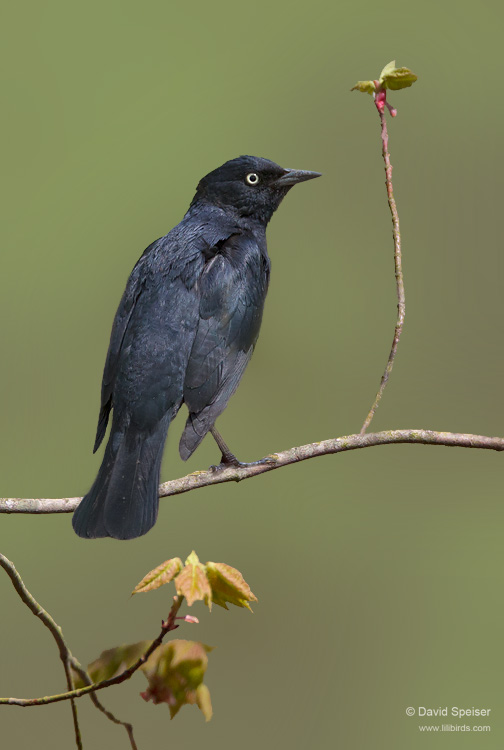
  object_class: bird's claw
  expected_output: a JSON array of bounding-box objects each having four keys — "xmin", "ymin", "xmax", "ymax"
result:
[
  {"xmin": 209, "ymin": 455, "xmax": 277, "ymax": 472},
  {"xmin": 253, "ymin": 455, "xmax": 278, "ymax": 466}
]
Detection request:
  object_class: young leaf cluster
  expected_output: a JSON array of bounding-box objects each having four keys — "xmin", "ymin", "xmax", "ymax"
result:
[
  {"xmin": 133, "ymin": 550, "xmax": 258, "ymax": 611},
  {"xmin": 351, "ymin": 60, "xmax": 417, "ymax": 95},
  {"xmin": 140, "ymin": 640, "xmax": 213, "ymax": 720}
]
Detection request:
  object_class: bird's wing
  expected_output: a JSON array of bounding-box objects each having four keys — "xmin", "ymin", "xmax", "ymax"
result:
[
  {"xmin": 93, "ymin": 217, "xmax": 240, "ymax": 453},
  {"xmin": 92, "ymin": 242, "xmax": 156, "ymax": 452},
  {"xmin": 180, "ymin": 233, "xmax": 270, "ymax": 459}
]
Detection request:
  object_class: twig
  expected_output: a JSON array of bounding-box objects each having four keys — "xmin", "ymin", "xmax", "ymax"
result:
[
  {"xmin": 0, "ymin": 554, "xmax": 139, "ymax": 749},
  {"xmin": 69, "ymin": 659, "xmax": 138, "ymax": 750},
  {"xmin": 1, "ymin": 429, "xmax": 503, "ymax": 516},
  {"xmin": 0, "ymin": 554, "xmax": 83, "ymax": 748},
  {"xmin": 67, "ymin": 664, "xmax": 82, "ymax": 749},
  {"xmin": 0, "ymin": 595, "xmax": 184, "ymax": 707},
  {"xmin": 360, "ymin": 103, "xmax": 405, "ymax": 434}
]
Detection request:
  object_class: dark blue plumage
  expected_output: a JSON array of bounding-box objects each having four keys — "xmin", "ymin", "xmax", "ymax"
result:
[{"xmin": 72, "ymin": 156, "xmax": 321, "ymax": 539}]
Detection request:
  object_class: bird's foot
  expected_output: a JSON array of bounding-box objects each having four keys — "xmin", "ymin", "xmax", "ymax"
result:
[
  {"xmin": 209, "ymin": 454, "xmax": 278, "ymax": 472},
  {"xmin": 208, "ymin": 428, "xmax": 278, "ymax": 471}
]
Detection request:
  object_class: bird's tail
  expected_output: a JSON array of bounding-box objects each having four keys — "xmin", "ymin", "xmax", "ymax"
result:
[{"xmin": 72, "ymin": 415, "xmax": 170, "ymax": 540}]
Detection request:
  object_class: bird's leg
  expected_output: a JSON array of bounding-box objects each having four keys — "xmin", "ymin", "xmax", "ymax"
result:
[
  {"xmin": 209, "ymin": 427, "xmax": 277, "ymax": 470},
  {"xmin": 210, "ymin": 427, "xmax": 242, "ymax": 466}
]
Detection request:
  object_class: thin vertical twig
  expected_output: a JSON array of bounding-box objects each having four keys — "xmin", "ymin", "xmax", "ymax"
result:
[{"xmin": 360, "ymin": 105, "xmax": 405, "ymax": 434}]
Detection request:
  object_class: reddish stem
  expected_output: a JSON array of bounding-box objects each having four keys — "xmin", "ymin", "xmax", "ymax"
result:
[{"xmin": 360, "ymin": 98, "xmax": 405, "ymax": 434}]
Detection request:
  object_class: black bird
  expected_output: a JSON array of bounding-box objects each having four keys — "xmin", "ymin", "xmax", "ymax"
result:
[{"xmin": 72, "ymin": 155, "xmax": 321, "ymax": 540}]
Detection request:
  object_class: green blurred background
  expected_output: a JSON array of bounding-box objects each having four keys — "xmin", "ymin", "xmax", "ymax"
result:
[{"xmin": 2, "ymin": 0, "xmax": 503, "ymax": 747}]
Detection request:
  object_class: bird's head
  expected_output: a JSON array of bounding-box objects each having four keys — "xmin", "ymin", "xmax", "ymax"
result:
[{"xmin": 192, "ymin": 155, "xmax": 321, "ymax": 224}]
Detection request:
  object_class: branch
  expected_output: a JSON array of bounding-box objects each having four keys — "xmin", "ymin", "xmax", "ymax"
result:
[
  {"xmin": 0, "ymin": 595, "xmax": 184, "ymax": 707},
  {"xmin": 1, "ymin": 429, "xmax": 503, "ymax": 515},
  {"xmin": 69, "ymin": 659, "xmax": 138, "ymax": 750},
  {"xmin": 0, "ymin": 553, "xmax": 139, "ymax": 748},
  {"xmin": 0, "ymin": 554, "xmax": 83, "ymax": 748},
  {"xmin": 360, "ymin": 102, "xmax": 405, "ymax": 433}
]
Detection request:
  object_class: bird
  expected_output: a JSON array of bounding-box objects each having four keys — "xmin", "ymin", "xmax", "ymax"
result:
[{"xmin": 72, "ymin": 155, "xmax": 321, "ymax": 540}]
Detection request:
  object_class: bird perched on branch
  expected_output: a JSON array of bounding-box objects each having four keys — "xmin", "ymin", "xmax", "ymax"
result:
[{"xmin": 72, "ymin": 155, "xmax": 321, "ymax": 540}]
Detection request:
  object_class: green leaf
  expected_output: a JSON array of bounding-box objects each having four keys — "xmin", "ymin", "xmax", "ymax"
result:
[
  {"xmin": 379, "ymin": 61, "xmax": 418, "ymax": 90},
  {"xmin": 72, "ymin": 641, "xmax": 151, "ymax": 688},
  {"xmin": 379, "ymin": 60, "xmax": 397, "ymax": 81},
  {"xmin": 196, "ymin": 683, "xmax": 213, "ymax": 721},
  {"xmin": 140, "ymin": 639, "xmax": 213, "ymax": 721},
  {"xmin": 383, "ymin": 68, "xmax": 418, "ymax": 90},
  {"xmin": 350, "ymin": 80, "xmax": 376, "ymax": 95},
  {"xmin": 206, "ymin": 561, "xmax": 258, "ymax": 611},
  {"xmin": 174, "ymin": 551, "xmax": 212, "ymax": 608},
  {"xmin": 132, "ymin": 557, "xmax": 183, "ymax": 595}
]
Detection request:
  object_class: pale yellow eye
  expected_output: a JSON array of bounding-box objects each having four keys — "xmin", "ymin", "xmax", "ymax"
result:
[{"xmin": 246, "ymin": 172, "xmax": 260, "ymax": 186}]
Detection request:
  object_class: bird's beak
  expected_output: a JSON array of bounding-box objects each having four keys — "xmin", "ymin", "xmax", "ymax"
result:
[{"xmin": 272, "ymin": 168, "xmax": 322, "ymax": 187}]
